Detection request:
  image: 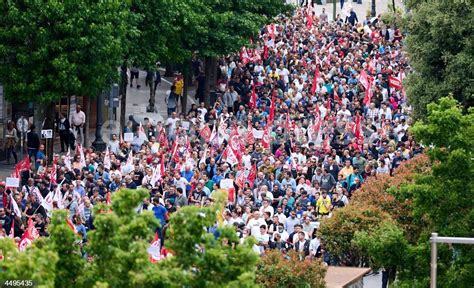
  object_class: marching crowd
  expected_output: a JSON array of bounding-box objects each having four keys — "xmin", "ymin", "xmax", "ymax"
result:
[{"xmin": 1, "ymin": 7, "xmax": 418, "ymax": 264}]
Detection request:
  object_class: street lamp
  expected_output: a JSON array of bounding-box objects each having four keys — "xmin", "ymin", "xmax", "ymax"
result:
[
  {"xmin": 371, "ymin": 0, "xmax": 376, "ymax": 17},
  {"xmin": 92, "ymin": 90, "xmax": 107, "ymax": 151}
]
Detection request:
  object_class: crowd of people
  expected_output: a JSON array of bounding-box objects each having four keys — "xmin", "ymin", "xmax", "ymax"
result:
[{"xmin": 1, "ymin": 6, "xmax": 418, "ymax": 264}]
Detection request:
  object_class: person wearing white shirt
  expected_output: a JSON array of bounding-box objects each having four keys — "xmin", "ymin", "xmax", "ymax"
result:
[
  {"xmin": 254, "ymin": 225, "xmax": 270, "ymax": 255},
  {"xmin": 246, "ymin": 210, "xmax": 267, "ymax": 237},
  {"xmin": 259, "ymin": 199, "xmax": 274, "ymax": 217},
  {"xmin": 309, "ymin": 236, "xmax": 321, "ymax": 257},
  {"xmin": 272, "ymin": 224, "xmax": 290, "ymax": 242},
  {"xmin": 70, "ymin": 104, "xmax": 86, "ymax": 146},
  {"xmin": 108, "ymin": 134, "xmax": 120, "ymax": 155}
]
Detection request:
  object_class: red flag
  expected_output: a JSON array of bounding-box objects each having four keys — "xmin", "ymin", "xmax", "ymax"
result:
[
  {"xmin": 268, "ymin": 24, "xmax": 275, "ymax": 41},
  {"xmin": 158, "ymin": 128, "xmax": 168, "ymax": 148},
  {"xmin": 105, "ymin": 191, "xmax": 112, "ymax": 205},
  {"xmin": 363, "ymin": 80, "xmax": 374, "ymax": 105},
  {"xmin": 227, "ymin": 187, "xmax": 235, "ymax": 203},
  {"xmin": 235, "ymin": 169, "xmax": 246, "ymax": 188},
  {"xmin": 388, "ymin": 75, "xmax": 402, "ymax": 90},
  {"xmin": 311, "ymin": 67, "xmax": 320, "ymax": 96},
  {"xmin": 247, "ymin": 164, "xmax": 257, "ymax": 188},
  {"xmin": 263, "ymin": 45, "xmax": 269, "ymax": 60},
  {"xmin": 306, "ymin": 8, "xmax": 313, "ymax": 29},
  {"xmin": 18, "ymin": 218, "xmax": 39, "ymax": 251},
  {"xmin": 249, "ymin": 84, "xmax": 257, "ymax": 109},
  {"xmin": 268, "ymin": 90, "xmax": 276, "ymax": 124},
  {"xmin": 353, "ymin": 115, "xmax": 364, "ymax": 141},
  {"xmin": 199, "ymin": 125, "xmax": 212, "ymax": 142},
  {"xmin": 333, "ymin": 89, "xmax": 342, "ymax": 105},
  {"xmin": 240, "ymin": 47, "xmax": 250, "ymax": 65},
  {"xmin": 246, "ymin": 121, "xmax": 255, "ymax": 145},
  {"xmin": 66, "ymin": 218, "xmax": 79, "ymax": 235},
  {"xmin": 262, "ymin": 126, "xmax": 271, "ymax": 150},
  {"xmin": 148, "ymin": 232, "xmax": 162, "ymax": 263},
  {"xmin": 358, "ymin": 70, "xmax": 370, "ymax": 90},
  {"xmin": 49, "ymin": 158, "xmax": 58, "ymax": 185},
  {"xmin": 14, "ymin": 156, "xmax": 30, "ymax": 175}
]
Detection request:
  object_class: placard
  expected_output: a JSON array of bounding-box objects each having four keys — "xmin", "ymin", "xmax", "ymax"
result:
[
  {"xmin": 41, "ymin": 129, "xmax": 53, "ymax": 139},
  {"xmin": 5, "ymin": 177, "xmax": 20, "ymax": 188},
  {"xmin": 220, "ymin": 179, "xmax": 234, "ymax": 189},
  {"xmin": 124, "ymin": 132, "xmax": 134, "ymax": 142},
  {"xmin": 181, "ymin": 121, "xmax": 190, "ymax": 130},
  {"xmin": 253, "ymin": 129, "xmax": 264, "ymax": 139}
]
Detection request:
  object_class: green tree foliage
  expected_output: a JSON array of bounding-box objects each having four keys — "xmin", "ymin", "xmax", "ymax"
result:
[
  {"xmin": 405, "ymin": 1, "xmax": 474, "ymax": 118},
  {"xmin": 0, "ymin": 238, "xmax": 58, "ymax": 288},
  {"xmin": 163, "ymin": 190, "xmax": 259, "ymax": 287},
  {"xmin": 0, "ymin": 1, "xmax": 130, "ymax": 103},
  {"xmin": 0, "ymin": 189, "xmax": 261, "ymax": 287},
  {"xmin": 353, "ymin": 221, "xmax": 408, "ymax": 271},
  {"xmin": 256, "ymin": 250, "xmax": 326, "ymax": 288},
  {"xmin": 406, "ymin": 97, "xmax": 474, "ymax": 287},
  {"xmin": 318, "ymin": 205, "xmax": 391, "ymax": 266}
]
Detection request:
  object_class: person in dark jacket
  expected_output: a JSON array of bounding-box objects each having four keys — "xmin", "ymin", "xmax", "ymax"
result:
[
  {"xmin": 294, "ymin": 231, "xmax": 311, "ymax": 258},
  {"xmin": 58, "ymin": 113, "xmax": 71, "ymax": 152},
  {"xmin": 26, "ymin": 124, "xmax": 40, "ymax": 161},
  {"xmin": 345, "ymin": 8, "xmax": 358, "ymax": 26}
]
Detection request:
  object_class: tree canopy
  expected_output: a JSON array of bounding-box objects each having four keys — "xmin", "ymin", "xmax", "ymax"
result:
[
  {"xmin": 0, "ymin": 1, "xmax": 129, "ymax": 103},
  {"xmin": 0, "ymin": 188, "xmax": 264, "ymax": 287},
  {"xmin": 405, "ymin": 1, "xmax": 474, "ymax": 118}
]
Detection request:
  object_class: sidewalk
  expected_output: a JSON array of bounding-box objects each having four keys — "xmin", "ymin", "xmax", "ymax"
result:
[
  {"xmin": 124, "ymin": 70, "xmax": 197, "ymax": 123},
  {"xmin": 317, "ymin": 0, "xmax": 404, "ymax": 20}
]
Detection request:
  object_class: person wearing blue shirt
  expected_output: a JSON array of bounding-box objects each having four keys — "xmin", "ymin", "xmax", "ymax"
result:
[
  {"xmin": 35, "ymin": 144, "xmax": 46, "ymax": 170},
  {"xmin": 94, "ymin": 164, "xmax": 111, "ymax": 186},
  {"xmin": 212, "ymin": 169, "xmax": 223, "ymax": 186},
  {"xmin": 181, "ymin": 166, "xmax": 194, "ymax": 194},
  {"xmin": 152, "ymin": 197, "xmax": 168, "ymax": 241}
]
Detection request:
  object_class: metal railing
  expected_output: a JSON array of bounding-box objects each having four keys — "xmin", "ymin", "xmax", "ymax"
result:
[{"xmin": 430, "ymin": 233, "xmax": 474, "ymax": 288}]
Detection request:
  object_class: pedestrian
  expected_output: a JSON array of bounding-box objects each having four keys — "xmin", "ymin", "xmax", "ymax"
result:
[
  {"xmin": 130, "ymin": 64, "xmax": 140, "ymax": 88},
  {"xmin": 165, "ymin": 85, "xmax": 178, "ymax": 116},
  {"xmin": 5, "ymin": 121, "xmax": 18, "ymax": 164},
  {"xmin": 345, "ymin": 8, "xmax": 358, "ymax": 26},
  {"xmin": 58, "ymin": 113, "xmax": 71, "ymax": 153},
  {"xmin": 26, "ymin": 124, "xmax": 40, "ymax": 162},
  {"xmin": 70, "ymin": 104, "xmax": 86, "ymax": 146}
]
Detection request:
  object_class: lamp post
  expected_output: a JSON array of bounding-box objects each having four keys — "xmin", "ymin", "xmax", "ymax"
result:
[
  {"xmin": 371, "ymin": 0, "xmax": 376, "ymax": 17},
  {"xmin": 92, "ymin": 90, "xmax": 106, "ymax": 151}
]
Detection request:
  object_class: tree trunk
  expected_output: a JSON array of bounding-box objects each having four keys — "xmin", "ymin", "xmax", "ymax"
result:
[
  {"xmin": 204, "ymin": 56, "xmax": 218, "ymax": 107},
  {"xmin": 204, "ymin": 56, "xmax": 212, "ymax": 107},
  {"xmin": 181, "ymin": 58, "xmax": 193, "ymax": 114},
  {"xmin": 164, "ymin": 64, "xmax": 174, "ymax": 77},
  {"xmin": 147, "ymin": 71, "xmax": 156, "ymax": 112},
  {"xmin": 34, "ymin": 102, "xmax": 55, "ymax": 164},
  {"xmin": 391, "ymin": 0, "xmax": 396, "ymax": 11},
  {"xmin": 84, "ymin": 96, "xmax": 91, "ymax": 147},
  {"xmin": 119, "ymin": 63, "xmax": 128, "ymax": 132}
]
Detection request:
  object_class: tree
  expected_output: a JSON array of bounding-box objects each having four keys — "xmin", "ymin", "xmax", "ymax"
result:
[
  {"xmin": 0, "ymin": 189, "xmax": 261, "ymax": 287},
  {"xmin": 353, "ymin": 221, "xmax": 409, "ymax": 286},
  {"xmin": 318, "ymin": 205, "xmax": 391, "ymax": 267},
  {"xmin": 405, "ymin": 97, "xmax": 474, "ymax": 287},
  {"xmin": 162, "ymin": 190, "xmax": 259, "ymax": 287},
  {"xmin": 0, "ymin": 1, "xmax": 129, "ymax": 103},
  {"xmin": 405, "ymin": 1, "xmax": 474, "ymax": 118},
  {"xmin": 350, "ymin": 154, "xmax": 430, "ymax": 243},
  {"xmin": 256, "ymin": 250, "xmax": 326, "ymax": 288}
]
